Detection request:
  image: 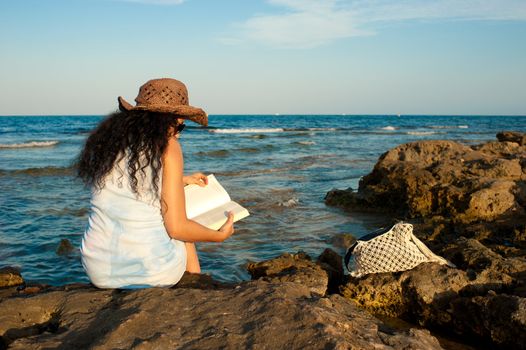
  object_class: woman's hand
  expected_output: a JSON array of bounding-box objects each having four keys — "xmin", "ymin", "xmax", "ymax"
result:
[
  {"xmin": 218, "ymin": 211, "xmax": 235, "ymax": 241},
  {"xmin": 183, "ymin": 172, "xmax": 208, "ymax": 187}
]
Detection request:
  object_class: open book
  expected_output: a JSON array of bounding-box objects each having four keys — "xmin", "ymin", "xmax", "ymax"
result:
[{"xmin": 184, "ymin": 174, "xmax": 250, "ymax": 230}]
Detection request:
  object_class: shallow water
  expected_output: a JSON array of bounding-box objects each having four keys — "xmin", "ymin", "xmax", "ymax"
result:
[{"xmin": 1, "ymin": 115, "xmax": 525, "ymax": 285}]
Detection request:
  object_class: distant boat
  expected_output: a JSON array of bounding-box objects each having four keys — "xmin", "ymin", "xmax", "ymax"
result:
[
  {"xmin": 397, "ymin": 113, "xmax": 402, "ymax": 117},
  {"xmin": 275, "ymin": 113, "xmax": 280, "ymax": 116}
]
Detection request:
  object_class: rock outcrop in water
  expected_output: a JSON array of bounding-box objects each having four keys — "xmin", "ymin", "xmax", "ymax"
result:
[
  {"xmin": 326, "ymin": 133, "xmax": 525, "ymax": 228},
  {"xmin": 0, "ymin": 254, "xmax": 443, "ymax": 350},
  {"xmin": 56, "ymin": 239, "xmax": 75, "ymax": 256},
  {"xmin": 326, "ymin": 132, "xmax": 526, "ymax": 349}
]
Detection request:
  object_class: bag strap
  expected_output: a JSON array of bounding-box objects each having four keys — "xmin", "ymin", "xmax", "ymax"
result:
[
  {"xmin": 358, "ymin": 224, "xmax": 395, "ymax": 242},
  {"xmin": 409, "ymin": 233, "xmax": 456, "ymax": 267},
  {"xmin": 344, "ymin": 241, "xmax": 357, "ymax": 272}
]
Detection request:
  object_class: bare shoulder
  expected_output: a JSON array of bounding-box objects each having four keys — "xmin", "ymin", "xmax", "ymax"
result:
[
  {"xmin": 165, "ymin": 137, "xmax": 183, "ymax": 159},
  {"xmin": 163, "ymin": 137, "xmax": 184, "ymax": 175}
]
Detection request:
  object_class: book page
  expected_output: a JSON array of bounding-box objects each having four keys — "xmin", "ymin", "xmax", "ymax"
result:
[
  {"xmin": 191, "ymin": 201, "xmax": 250, "ymax": 230},
  {"xmin": 184, "ymin": 174, "xmax": 230, "ymax": 219}
]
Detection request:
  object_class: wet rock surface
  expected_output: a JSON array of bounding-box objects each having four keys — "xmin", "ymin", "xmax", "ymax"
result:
[{"xmin": 327, "ymin": 132, "xmax": 526, "ymax": 349}]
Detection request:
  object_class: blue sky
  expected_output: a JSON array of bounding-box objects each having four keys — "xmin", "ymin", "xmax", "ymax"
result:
[{"xmin": 1, "ymin": 0, "xmax": 525, "ymax": 115}]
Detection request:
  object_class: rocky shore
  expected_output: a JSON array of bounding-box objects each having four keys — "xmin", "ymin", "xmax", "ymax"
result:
[
  {"xmin": 0, "ymin": 253, "xmax": 444, "ymax": 349},
  {"xmin": 1, "ymin": 131, "xmax": 525, "ymax": 349},
  {"xmin": 327, "ymin": 131, "xmax": 526, "ymax": 349}
]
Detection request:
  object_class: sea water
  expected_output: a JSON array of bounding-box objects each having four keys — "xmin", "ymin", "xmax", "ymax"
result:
[{"xmin": 1, "ymin": 115, "xmax": 525, "ymax": 285}]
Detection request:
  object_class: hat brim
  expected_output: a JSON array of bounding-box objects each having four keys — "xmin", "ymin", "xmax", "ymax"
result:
[{"xmin": 118, "ymin": 96, "xmax": 208, "ymax": 127}]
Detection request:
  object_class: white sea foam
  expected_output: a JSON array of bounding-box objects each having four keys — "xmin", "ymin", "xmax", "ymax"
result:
[
  {"xmin": 429, "ymin": 125, "xmax": 469, "ymax": 129},
  {"xmin": 0, "ymin": 141, "xmax": 59, "ymax": 149},
  {"xmin": 211, "ymin": 127, "xmax": 339, "ymax": 134},
  {"xmin": 381, "ymin": 126, "xmax": 397, "ymax": 131},
  {"xmin": 306, "ymin": 127, "xmax": 337, "ymax": 131},
  {"xmin": 407, "ymin": 131, "xmax": 436, "ymax": 136},
  {"xmin": 278, "ymin": 197, "xmax": 299, "ymax": 207},
  {"xmin": 209, "ymin": 128, "xmax": 285, "ymax": 134},
  {"xmin": 297, "ymin": 141, "xmax": 316, "ymax": 145}
]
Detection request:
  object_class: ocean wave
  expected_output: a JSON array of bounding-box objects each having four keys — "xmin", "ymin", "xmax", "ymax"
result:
[
  {"xmin": 0, "ymin": 127, "xmax": 16, "ymax": 133},
  {"xmin": 0, "ymin": 140, "xmax": 59, "ymax": 149},
  {"xmin": 295, "ymin": 141, "xmax": 316, "ymax": 146},
  {"xmin": 428, "ymin": 125, "xmax": 469, "ymax": 129},
  {"xmin": 381, "ymin": 126, "xmax": 397, "ymax": 131},
  {"xmin": 216, "ymin": 154, "xmax": 331, "ymax": 178},
  {"xmin": 210, "ymin": 128, "xmax": 285, "ymax": 134},
  {"xmin": 210, "ymin": 127, "xmax": 341, "ymax": 134},
  {"xmin": 298, "ymin": 127, "xmax": 338, "ymax": 131},
  {"xmin": 278, "ymin": 197, "xmax": 299, "ymax": 208},
  {"xmin": 407, "ymin": 131, "xmax": 437, "ymax": 135},
  {"xmin": 240, "ymin": 188, "xmax": 300, "ymax": 211}
]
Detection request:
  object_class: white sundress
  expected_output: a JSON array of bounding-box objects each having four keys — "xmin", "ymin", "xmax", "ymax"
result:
[{"xmin": 80, "ymin": 155, "xmax": 187, "ymax": 289}]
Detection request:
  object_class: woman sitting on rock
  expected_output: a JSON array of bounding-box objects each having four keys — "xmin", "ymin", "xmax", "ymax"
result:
[{"xmin": 77, "ymin": 78, "xmax": 235, "ymax": 289}]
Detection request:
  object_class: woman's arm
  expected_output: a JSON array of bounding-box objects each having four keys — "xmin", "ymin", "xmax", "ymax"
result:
[{"xmin": 161, "ymin": 137, "xmax": 234, "ymax": 242}]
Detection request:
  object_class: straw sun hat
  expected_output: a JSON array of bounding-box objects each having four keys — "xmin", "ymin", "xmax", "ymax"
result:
[{"xmin": 118, "ymin": 78, "xmax": 208, "ymax": 126}]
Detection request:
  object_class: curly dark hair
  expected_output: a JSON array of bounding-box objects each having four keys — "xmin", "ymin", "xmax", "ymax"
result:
[{"xmin": 76, "ymin": 110, "xmax": 183, "ymax": 198}]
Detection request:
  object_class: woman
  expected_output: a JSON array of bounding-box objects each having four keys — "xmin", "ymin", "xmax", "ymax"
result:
[{"xmin": 77, "ymin": 78, "xmax": 234, "ymax": 289}]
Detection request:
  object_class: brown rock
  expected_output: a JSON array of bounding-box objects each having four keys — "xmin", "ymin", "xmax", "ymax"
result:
[
  {"xmin": 326, "ymin": 135, "xmax": 526, "ymax": 224},
  {"xmin": 0, "ymin": 267, "xmax": 23, "ymax": 288},
  {"xmin": 341, "ymin": 261, "xmax": 525, "ymax": 349},
  {"xmin": 341, "ymin": 272, "xmax": 406, "ymax": 318},
  {"xmin": 175, "ymin": 271, "xmax": 231, "ymax": 289},
  {"xmin": 459, "ymin": 180, "xmax": 517, "ymax": 223},
  {"xmin": 56, "ymin": 238, "xmax": 75, "ymax": 256},
  {"xmin": 327, "ymin": 132, "xmax": 526, "ymax": 349},
  {"xmin": 497, "ymin": 131, "xmax": 526, "ymax": 146},
  {"xmin": 317, "ymin": 248, "xmax": 344, "ymax": 293},
  {"xmin": 516, "ymin": 181, "xmax": 526, "ymax": 207},
  {"xmin": 0, "ymin": 280, "xmax": 443, "ymax": 349},
  {"xmin": 247, "ymin": 250, "xmax": 347, "ymax": 296},
  {"xmin": 466, "ymin": 158, "xmax": 522, "ymax": 179},
  {"xmin": 328, "ymin": 232, "xmax": 357, "ymax": 249},
  {"xmin": 450, "ymin": 293, "xmax": 526, "ymax": 348},
  {"xmin": 324, "ymin": 187, "xmax": 362, "ymax": 210},
  {"xmin": 441, "ymin": 237, "xmax": 526, "ymax": 276},
  {"xmin": 247, "ymin": 252, "xmax": 329, "ymax": 295}
]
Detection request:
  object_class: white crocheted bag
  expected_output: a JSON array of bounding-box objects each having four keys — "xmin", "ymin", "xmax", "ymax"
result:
[{"xmin": 345, "ymin": 222, "xmax": 453, "ymax": 278}]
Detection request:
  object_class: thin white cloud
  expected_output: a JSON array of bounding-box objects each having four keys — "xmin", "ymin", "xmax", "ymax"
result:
[
  {"xmin": 115, "ymin": 0, "xmax": 185, "ymax": 5},
  {"xmin": 225, "ymin": 0, "xmax": 526, "ymax": 48}
]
